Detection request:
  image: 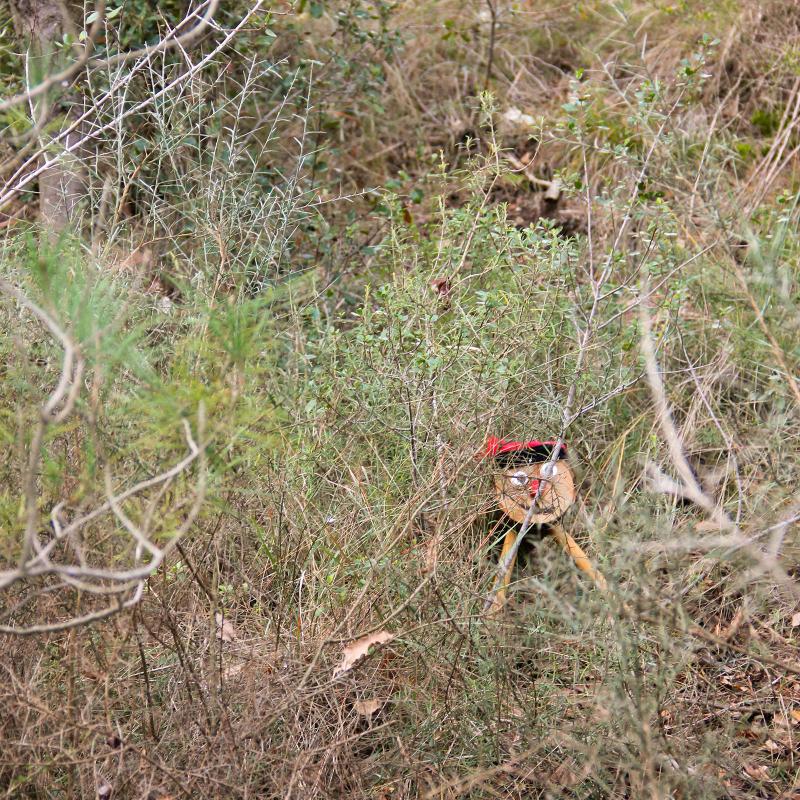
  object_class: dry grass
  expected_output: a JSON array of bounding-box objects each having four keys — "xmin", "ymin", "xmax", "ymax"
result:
[{"xmin": 2, "ymin": 1, "xmax": 800, "ymax": 798}]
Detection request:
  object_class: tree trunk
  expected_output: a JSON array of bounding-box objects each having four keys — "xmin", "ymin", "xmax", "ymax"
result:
[{"xmin": 9, "ymin": 0, "xmax": 85, "ymax": 234}]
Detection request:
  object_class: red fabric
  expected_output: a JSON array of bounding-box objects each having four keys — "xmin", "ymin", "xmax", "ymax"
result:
[{"xmin": 482, "ymin": 436, "xmax": 566, "ymax": 459}]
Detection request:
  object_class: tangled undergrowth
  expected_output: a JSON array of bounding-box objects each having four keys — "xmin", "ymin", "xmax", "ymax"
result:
[{"xmin": 1, "ymin": 1, "xmax": 800, "ymax": 797}]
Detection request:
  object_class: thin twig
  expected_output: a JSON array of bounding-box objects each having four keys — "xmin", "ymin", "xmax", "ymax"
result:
[{"xmin": 0, "ymin": 0, "xmax": 220, "ymax": 113}]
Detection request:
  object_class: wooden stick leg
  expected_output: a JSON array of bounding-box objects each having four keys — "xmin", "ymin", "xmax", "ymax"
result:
[
  {"xmin": 488, "ymin": 529, "xmax": 518, "ymax": 614},
  {"xmin": 549, "ymin": 524, "xmax": 607, "ymax": 591}
]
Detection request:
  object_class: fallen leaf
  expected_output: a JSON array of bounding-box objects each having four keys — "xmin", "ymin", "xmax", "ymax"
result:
[
  {"xmin": 791, "ymin": 611, "xmax": 800, "ymax": 627},
  {"xmin": 743, "ymin": 763, "xmax": 772, "ymax": 782},
  {"xmin": 333, "ymin": 631, "xmax": 393, "ymax": 678},
  {"xmin": 695, "ymin": 519, "xmax": 722, "ymax": 532},
  {"xmin": 215, "ymin": 612, "xmax": 237, "ymax": 642},
  {"xmin": 354, "ymin": 698, "xmax": 383, "ymax": 717},
  {"xmin": 550, "ymin": 761, "xmax": 578, "ymax": 788},
  {"xmin": 790, "ymin": 709, "xmax": 800, "ymax": 725},
  {"xmin": 430, "ymin": 277, "xmax": 451, "ymax": 302}
]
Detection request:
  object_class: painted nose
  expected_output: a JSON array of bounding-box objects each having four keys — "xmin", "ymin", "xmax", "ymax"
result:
[{"xmin": 528, "ymin": 478, "xmax": 541, "ymax": 497}]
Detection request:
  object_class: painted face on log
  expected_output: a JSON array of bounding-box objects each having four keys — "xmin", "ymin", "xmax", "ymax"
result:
[{"xmin": 494, "ymin": 459, "xmax": 576, "ymax": 525}]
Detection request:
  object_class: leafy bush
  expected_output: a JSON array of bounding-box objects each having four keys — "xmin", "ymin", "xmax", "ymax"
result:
[{"xmin": 2, "ymin": 1, "xmax": 800, "ymax": 798}]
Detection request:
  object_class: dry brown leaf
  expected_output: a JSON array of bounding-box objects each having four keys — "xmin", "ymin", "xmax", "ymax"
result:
[
  {"xmin": 695, "ymin": 519, "xmax": 723, "ymax": 532},
  {"xmin": 550, "ymin": 760, "xmax": 579, "ymax": 788},
  {"xmin": 215, "ymin": 612, "xmax": 237, "ymax": 642},
  {"xmin": 790, "ymin": 708, "xmax": 800, "ymax": 725},
  {"xmin": 429, "ymin": 278, "xmax": 451, "ymax": 304},
  {"xmin": 333, "ymin": 631, "xmax": 393, "ymax": 678},
  {"xmin": 743, "ymin": 763, "xmax": 772, "ymax": 782},
  {"xmin": 791, "ymin": 611, "xmax": 800, "ymax": 628},
  {"xmin": 354, "ymin": 698, "xmax": 384, "ymax": 717}
]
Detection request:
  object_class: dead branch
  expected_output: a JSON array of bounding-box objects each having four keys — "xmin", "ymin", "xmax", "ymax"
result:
[
  {"xmin": 0, "ymin": 279, "xmax": 207, "ymax": 634},
  {"xmin": 638, "ymin": 279, "xmax": 799, "ymax": 597},
  {"xmin": 0, "ymin": 0, "xmax": 264, "ymax": 213},
  {"xmin": 0, "ymin": 0, "xmax": 220, "ymax": 114}
]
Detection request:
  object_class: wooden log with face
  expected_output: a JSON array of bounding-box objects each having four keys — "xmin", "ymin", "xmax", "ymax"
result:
[
  {"xmin": 484, "ymin": 437, "xmax": 606, "ymax": 611},
  {"xmin": 495, "ymin": 458, "xmax": 577, "ymax": 525}
]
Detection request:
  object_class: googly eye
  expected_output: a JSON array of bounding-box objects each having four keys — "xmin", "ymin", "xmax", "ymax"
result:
[
  {"xmin": 510, "ymin": 470, "xmax": 529, "ymax": 487},
  {"xmin": 540, "ymin": 462, "xmax": 558, "ymax": 479}
]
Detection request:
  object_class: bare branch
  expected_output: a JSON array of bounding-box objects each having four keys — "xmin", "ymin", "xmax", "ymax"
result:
[
  {"xmin": 0, "ymin": 280, "xmax": 207, "ymax": 634},
  {"xmin": 0, "ymin": 0, "xmax": 220, "ymax": 113},
  {"xmin": 638, "ymin": 278, "xmax": 798, "ymax": 597},
  {"xmin": 0, "ymin": 0, "xmax": 265, "ymax": 212}
]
